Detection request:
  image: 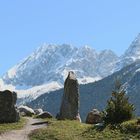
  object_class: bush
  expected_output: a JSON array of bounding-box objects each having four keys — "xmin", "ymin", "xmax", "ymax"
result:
[
  {"xmin": 102, "ymin": 81, "xmax": 135, "ymax": 124},
  {"xmin": 137, "ymin": 118, "xmax": 140, "ymax": 124},
  {"xmin": 120, "ymin": 119, "xmax": 140, "ymax": 134}
]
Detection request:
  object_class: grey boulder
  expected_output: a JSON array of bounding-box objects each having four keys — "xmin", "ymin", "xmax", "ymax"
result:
[
  {"xmin": 36, "ymin": 111, "xmax": 53, "ymax": 118},
  {"xmin": 18, "ymin": 105, "xmax": 35, "ymax": 116},
  {"xmin": 86, "ymin": 109, "xmax": 102, "ymax": 124},
  {"xmin": 34, "ymin": 108, "xmax": 43, "ymax": 115}
]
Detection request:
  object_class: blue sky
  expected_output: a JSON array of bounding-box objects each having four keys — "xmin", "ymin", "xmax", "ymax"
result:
[{"xmin": 0, "ymin": 0, "xmax": 140, "ymax": 76}]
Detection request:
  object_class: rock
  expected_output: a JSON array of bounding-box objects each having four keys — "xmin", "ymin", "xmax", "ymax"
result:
[
  {"xmin": 34, "ymin": 109, "xmax": 43, "ymax": 115},
  {"xmin": 57, "ymin": 71, "xmax": 81, "ymax": 121},
  {"xmin": 0, "ymin": 90, "xmax": 20, "ymax": 123},
  {"xmin": 18, "ymin": 105, "xmax": 35, "ymax": 116},
  {"xmin": 137, "ymin": 118, "xmax": 140, "ymax": 125},
  {"xmin": 75, "ymin": 114, "xmax": 82, "ymax": 122},
  {"xmin": 36, "ymin": 111, "xmax": 53, "ymax": 118},
  {"xmin": 86, "ymin": 109, "xmax": 102, "ymax": 124}
]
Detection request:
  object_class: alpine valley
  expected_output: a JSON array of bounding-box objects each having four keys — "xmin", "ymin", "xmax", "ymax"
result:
[{"xmin": 1, "ymin": 34, "xmax": 140, "ymax": 120}]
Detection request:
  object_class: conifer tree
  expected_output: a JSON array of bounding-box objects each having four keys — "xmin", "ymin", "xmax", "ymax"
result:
[{"xmin": 103, "ymin": 80, "xmax": 135, "ymax": 124}]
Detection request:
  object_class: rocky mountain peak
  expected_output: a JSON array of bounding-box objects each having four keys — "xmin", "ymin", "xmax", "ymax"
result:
[
  {"xmin": 124, "ymin": 33, "xmax": 140, "ymax": 57},
  {"xmin": 115, "ymin": 34, "xmax": 140, "ymax": 71},
  {"xmin": 2, "ymin": 44, "xmax": 118, "ymax": 88}
]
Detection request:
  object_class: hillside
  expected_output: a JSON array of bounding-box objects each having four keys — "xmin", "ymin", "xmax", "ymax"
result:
[
  {"xmin": 27, "ymin": 60, "xmax": 140, "ymax": 121},
  {"xmin": 29, "ymin": 118, "xmax": 140, "ymax": 140}
]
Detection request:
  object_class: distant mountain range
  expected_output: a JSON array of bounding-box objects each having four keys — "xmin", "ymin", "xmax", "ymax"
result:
[
  {"xmin": 1, "ymin": 33, "xmax": 140, "ymax": 120},
  {"xmin": 2, "ymin": 44, "xmax": 118, "ymax": 87},
  {"xmin": 3, "ymin": 34, "xmax": 140, "ymax": 90},
  {"xmin": 1, "ymin": 43, "xmax": 118, "ymax": 101}
]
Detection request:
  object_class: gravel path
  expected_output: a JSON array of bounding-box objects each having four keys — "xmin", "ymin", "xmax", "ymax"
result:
[{"xmin": 0, "ymin": 117, "xmax": 47, "ymax": 140}]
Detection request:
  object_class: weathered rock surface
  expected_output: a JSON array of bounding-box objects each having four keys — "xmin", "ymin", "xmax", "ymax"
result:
[
  {"xmin": 18, "ymin": 105, "xmax": 35, "ymax": 116},
  {"xmin": 34, "ymin": 108, "xmax": 43, "ymax": 115},
  {"xmin": 36, "ymin": 111, "xmax": 53, "ymax": 118},
  {"xmin": 0, "ymin": 90, "xmax": 20, "ymax": 123},
  {"xmin": 57, "ymin": 71, "xmax": 81, "ymax": 121},
  {"xmin": 86, "ymin": 109, "xmax": 102, "ymax": 124}
]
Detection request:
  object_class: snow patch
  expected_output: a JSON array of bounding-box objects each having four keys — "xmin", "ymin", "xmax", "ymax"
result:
[
  {"xmin": 135, "ymin": 68, "xmax": 140, "ymax": 73},
  {"xmin": 0, "ymin": 79, "xmax": 15, "ymax": 91},
  {"xmin": 7, "ymin": 65, "xmax": 17, "ymax": 79},
  {"xmin": 78, "ymin": 76, "xmax": 101, "ymax": 84},
  {"xmin": 17, "ymin": 81, "xmax": 62, "ymax": 100}
]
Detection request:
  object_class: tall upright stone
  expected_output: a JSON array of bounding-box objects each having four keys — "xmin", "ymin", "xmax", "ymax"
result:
[
  {"xmin": 0, "ymin": 90, "xmax": 20, "ymax": 123},
  {"xmin": 57, "ymin": 71, "xmax": 81, "ymax": 121}
]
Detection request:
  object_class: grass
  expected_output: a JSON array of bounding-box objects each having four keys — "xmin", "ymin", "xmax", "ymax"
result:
[
  {"xmin": 120, "ymin": 118, "xmax": 140, "ymax": 134},
  {"xmin": 29, "ymin": 118, "xmax": 140, "ymax": 140},
  {"xmin": 0, "ymin": 117, "xmax": 27, "ymax": 134}
]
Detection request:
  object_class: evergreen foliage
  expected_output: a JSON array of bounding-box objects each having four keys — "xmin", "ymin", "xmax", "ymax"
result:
[{"xmin": 103, "ymin": 80, "xmax": 135, "ymax": 124}]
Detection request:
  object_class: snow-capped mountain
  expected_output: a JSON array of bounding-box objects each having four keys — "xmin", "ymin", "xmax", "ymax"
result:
[
  {"xmin": 2, "ymin": 33, "xmax": 140, "ymax": 104},
  {"xmin": 2, "ymin": 44, "xmax": 118, "ymax": 88},
  {"xmin": 115, "ymin": 33, "xmax": 140, "ymax": 71},
  {"xmin": 1, "ymin": 33, "xmax": 140, "ymax": 107}
]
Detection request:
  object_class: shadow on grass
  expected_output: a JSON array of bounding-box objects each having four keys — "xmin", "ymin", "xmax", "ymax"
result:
[
  {"xmin": 32, "ymin": 121, "xmax": 49, "ymax": 126},
  {"xmin": 82, "ymin": 124, "xmax": 106, "ymax": 137}
]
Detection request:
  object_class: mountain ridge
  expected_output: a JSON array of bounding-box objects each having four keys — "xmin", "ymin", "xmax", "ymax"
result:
[
  {"xmin": 115, "ymin": 33, "xmax": 140, "ymax": 71},
  {"xmin": 1, "ymin": 33, "xmax": 140, "ymax": 106},
  {"xmin": 2, "ymin": 44, "xmax": 118, "ymax": 88}
]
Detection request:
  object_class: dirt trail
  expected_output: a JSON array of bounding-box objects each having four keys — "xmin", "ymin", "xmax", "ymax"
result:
[{"xmin": 0, "ymin": 117, "xmax": 47, "ymax": 140}]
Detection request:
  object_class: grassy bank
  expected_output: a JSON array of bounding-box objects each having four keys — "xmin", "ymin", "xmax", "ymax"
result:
[
  {"xmin": 0, "ymin": 117, "xmax": 27, "ymax": 134},
  {"xmin": 29, "ymin": 118, "xmax": 140, "ymax": 140}
]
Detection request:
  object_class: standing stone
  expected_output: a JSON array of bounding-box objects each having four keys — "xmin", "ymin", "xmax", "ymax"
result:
[
  {"xmin": 57, "ymin": 71, "xmax": 81, "ymax": 121},
  {"xmin": 0, "ymin": 90, "xmax": 20, "ymax": 123}
]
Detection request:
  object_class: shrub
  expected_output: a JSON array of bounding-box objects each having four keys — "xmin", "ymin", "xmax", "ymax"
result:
[
  {"xmin": 137, "ymin": 118, "xmax": 140, "ymax": 124},
  {"xmin": 102, "ymin": 81, "xmax": 135, "ymax": 124},
  {"xmin": 120, "ymin": 119, "xmax": 140, "ymax": 133}
]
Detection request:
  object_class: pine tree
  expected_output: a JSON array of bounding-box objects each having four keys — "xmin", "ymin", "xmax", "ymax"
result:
[{"xmin": 102, "ymin": 80, "xmax": 135, "ymax": 124}]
